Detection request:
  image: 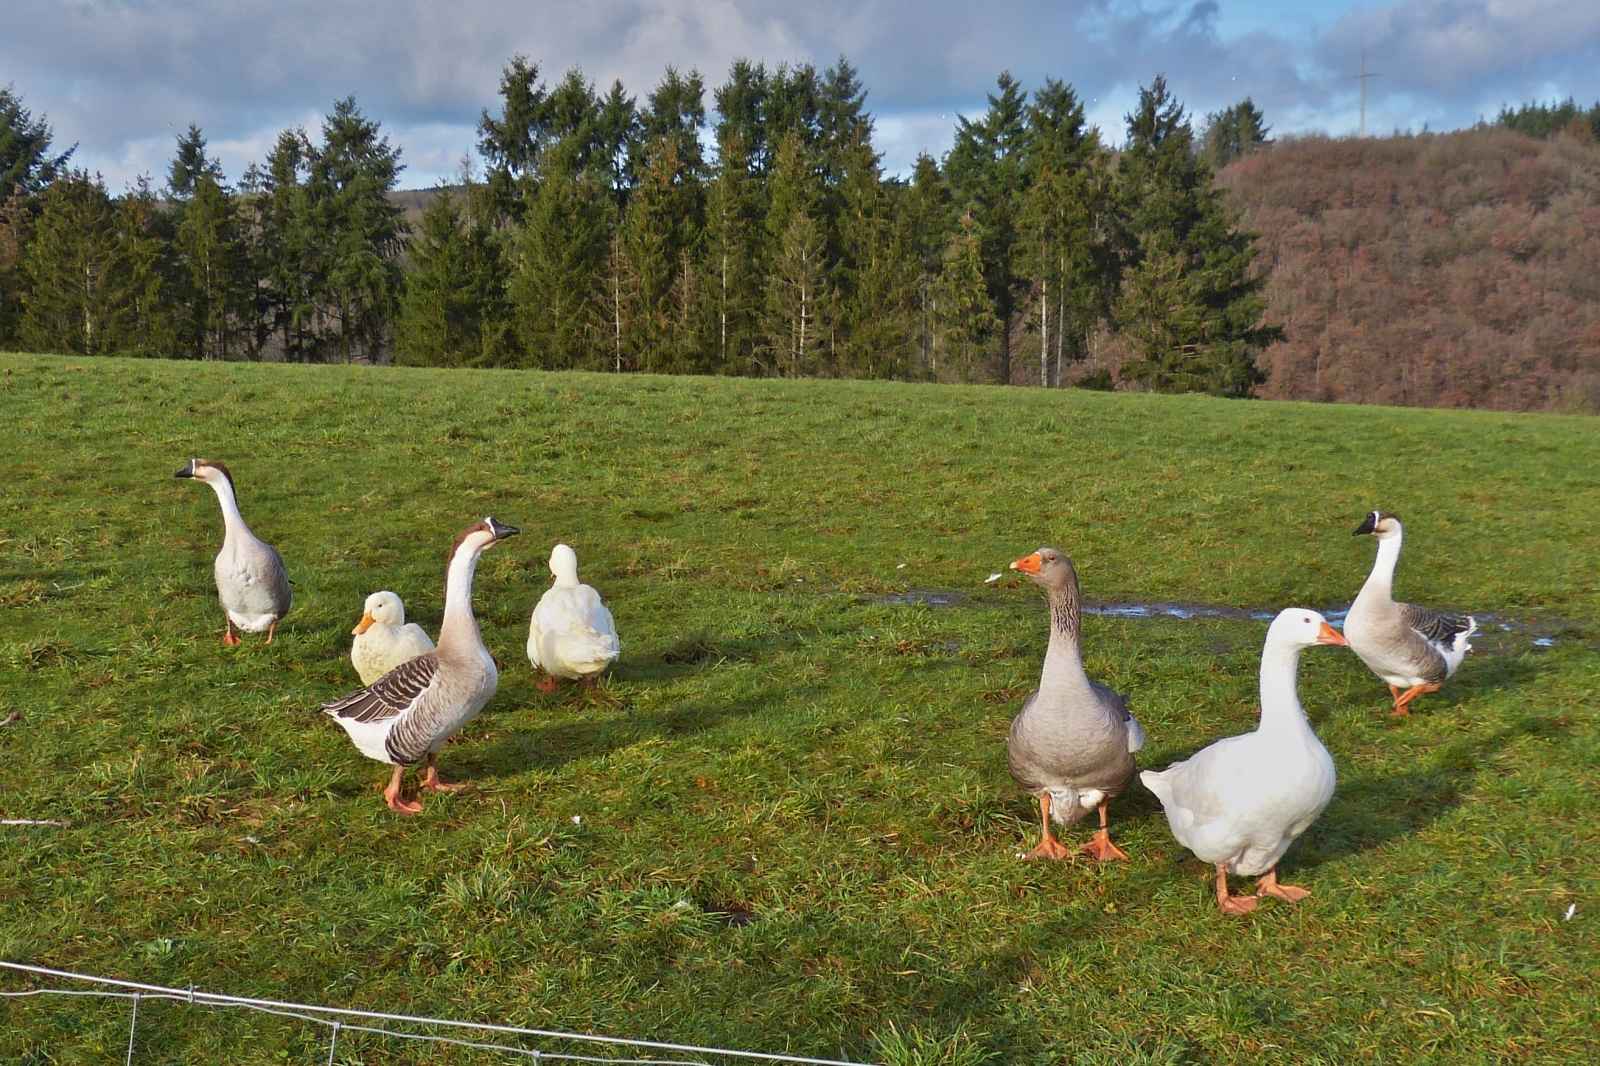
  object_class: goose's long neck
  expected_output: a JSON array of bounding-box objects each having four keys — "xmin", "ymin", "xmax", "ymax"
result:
[
  {"xmin": 1258, "ymin": 638, "xmax": 1311, "ymax": 736},
  {"xmin": 439, "ymin": 545, "xmax": 484, "ymax": 651},
  {"xmin": 1040, "ymin": 580, "xmax": 1093, "ymax": 700},
  {"xmin": 1359, "ymin": 531, "xmax": 1403, "ymax": 603},
  {"xmin": 208, "ymin": 478, "xmax": 252, "ymax": 543}
]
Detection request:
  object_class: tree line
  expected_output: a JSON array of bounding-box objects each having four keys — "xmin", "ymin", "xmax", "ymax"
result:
[{"xmin": 0, "ymin": 66, "xmax": 1276, "ymax": 395}]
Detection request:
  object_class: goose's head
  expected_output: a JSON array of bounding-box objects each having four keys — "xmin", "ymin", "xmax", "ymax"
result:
[
  {"xmin": 173, "ymin": 458, "xmax": 234, "ymax": 489},
  {"xmin": 1268, "ymin": 608, "xmax": 1347, "ymax": 649},
  {"xmin": 448, "ymin": 516, "xmax": 521, "ymax": 565},
  {"xmin": 549, "ymin": 543, "xmax": 581, "ymax": 586},
  {"xmin": 1009, "ymin": 547, "xmax": 1077, "ymax": 591},
  {"xmin": 1352, "ymin": 510, "xmax": 1401, "ymax": 540},
  {"xmin": 354, "ymin": 590, "xmax": 405, "ymax": 635}
]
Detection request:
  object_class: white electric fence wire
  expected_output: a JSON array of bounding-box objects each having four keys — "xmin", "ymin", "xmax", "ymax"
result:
[
  {"xmin": 0, "ymin": 961, "xmax": 872, "ymax": 1066},
  {"xmin": 125, "ymin": 992, "xmax": 139, "ymax": 1066}
]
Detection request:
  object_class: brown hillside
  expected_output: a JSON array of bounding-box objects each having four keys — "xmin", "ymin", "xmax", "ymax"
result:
[{"xmin": 1219, "ymin": 128, "xmax": 1600, "ymax": 413}]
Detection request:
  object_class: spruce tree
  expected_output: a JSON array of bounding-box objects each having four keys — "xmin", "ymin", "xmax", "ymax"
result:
[
  {"xmin": 249, "ymin": 128, "xmax": 319, "ymax": 359},
  {"xmin": 168, "ymin": 127, "xmax": 247, "ymax": 360},
  {"xmin": 943, "ymin": 73, "xmax": 1030, "ymax": 383},
  {"xmin": 396, "ymin": 188, "xmax": 513, "ymax": 366},
  {"xmin": 1199, "ymin": 99, "xmax": 1269, "ymax": 169},
  {"xmin": 935, "ymin": 209, "xmax": 999, "ymax": 382},
  {"xmin": 1020, "ymin": 79, "xmax": 1106, "ymax": 386},
  {"xmin": 507, "ymin": 158, "xmax": 609, "ymax": 368},
  {"xmin": 1112, "ymin": 77, "xmax": 1275, "ymax": 397},
  {"xmin": 702, "ymin": 128, "xmax": 765, "ymax": 373},
  {"xmin": 1, "ymin": 86, "xmax": 74, "ymax": 198},
  {"xmin": 18, "ymin": 175, "xmax": 121, "ymax": 355},
  {"xmin": 0, "ymin": 190, "xmax": 28, "ymax": 344},
  {"xmin": 19, "ymin": 173, "xmax": 173, "ymax": 357},
  {"xmin": 309, "ymin": 97, "xmax": 406, "ymax": 362},
  {"xmin": 762, "ymin": 133, "xmax": 828, "ymax": 376},
  {"xmin": 623, "ymin": 69, "xmax": 706, "ymax": 372},
  {"xmin": 477, "ymin": 57, "xmax": 549, "ymax": 220}
]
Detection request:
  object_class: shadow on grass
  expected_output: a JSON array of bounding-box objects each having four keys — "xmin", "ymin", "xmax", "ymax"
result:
[
  {"xmin": 1303, "ymin": 707, "xmax": 1574, "ymax": 869},
  {"xmin": 454, "ymin": 677, "xmax": 821, "ymax": 781}
]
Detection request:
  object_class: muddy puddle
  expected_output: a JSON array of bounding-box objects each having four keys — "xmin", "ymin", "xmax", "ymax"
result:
[{"xmin": 869, "ymin": 590, "xmax": 1567, "ymax": 647}]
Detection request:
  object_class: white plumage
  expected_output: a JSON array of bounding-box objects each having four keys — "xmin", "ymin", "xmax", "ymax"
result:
[
  {"xmin": 1141, "ymin": 608, "xmax": 1346, "ymax": 914},
  {"xmin": 350, "ymin": 590, "xmax": 436, "ymax": 685},
  {"xmin": 527, "ymin": 544, "xmax": 619, "ymax": 686}
]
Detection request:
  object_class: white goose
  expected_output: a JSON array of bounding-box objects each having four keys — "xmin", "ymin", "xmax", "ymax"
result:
[
  {"xmin": 1345, "ymin": 511, "xmax": 1476, "ymax": 716},
  {"xmin": 323, "ymin": 517, "xmax": 519, "ymax": 815},
  {"xmin": 174, "ymin": 458, "xmax": 291, "ymax": 645},
  {"xmin": 1141, "ymin": 609, "xmax": 1346, "ymax": 915},
  {"xmin": 351, "ymin": 591, "xmax": 436, "ymax": 686},
  {"xmin": 527, "ymin": 543, "xmax": 619, "ymax": 691}
]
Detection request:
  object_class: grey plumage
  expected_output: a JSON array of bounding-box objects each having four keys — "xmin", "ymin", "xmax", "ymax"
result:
[
  {"xmin": 1007, "ymin": 547, "xmax": 1143, "ymax": 854},
  {"xmin": 175, "ymin": 458, "xmax": 291, "ymax": 639},
  {"xmin": 320, "ymin": 517, "xmax": 520, "ymax": 814},
  {"xmin": 1346, "ymin": 511, "xmax": 1476, "ymax": 712}
]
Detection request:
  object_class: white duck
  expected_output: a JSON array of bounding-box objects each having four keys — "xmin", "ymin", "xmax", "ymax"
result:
[
  {"xmin": 351, "ymin": 591, "xmax": 436, "ymax": 686},
  {"xmin": 1141, "ymin": 609, "xmax": 1347, "ymax": 915},
  {"xmin": 1345, "ymin": 511, "xmax": 1476, "ymax": 716},
  {"xmin": 323, "ymin": 517, "xmax": 520, "ymax": 815},
  {"xmin": 174, "ymin": 458, "xmax": 291, "ymax": 645},
  {"xmin": 527, "ymin": 543, "xmax": 619, "ymax": 691}
]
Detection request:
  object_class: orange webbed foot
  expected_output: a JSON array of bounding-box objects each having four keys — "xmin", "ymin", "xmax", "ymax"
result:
[
  {"xmin": 1081, "ymin": 829, "xmax": 1130, "ymax": 863},
  {"xmin": 1219, "ymin": 893, "xmax": 1259, "ymax": 915},
  {"xmin": 537, "ymin": 674, "xmax": 560, "ymax": 693},
  {"xmin": 1257, "ymin": 869, "xmax": 1311, "ymax": 902},
  {"xmin": 1025, "ymin": 836, "xmax": 1073, "ymax": 861},
  {"xmin": 420, "ymin": 755, "xmax": 466, "ymax": 793},
  {"xmin": 222, "ymin": 632, "xmax": 242, "ymax": 646}
]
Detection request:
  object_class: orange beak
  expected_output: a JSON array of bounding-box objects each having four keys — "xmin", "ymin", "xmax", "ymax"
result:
[
  {"xmin": 1010, "ymin": 552, "xmax": 1043, "ymax": 576},
  {"xmin": 353, "ymin": 613, "xmax": 375, "ymax": 636},
  {"xmin": 1317, "ymin": 622, "xmax": 1348, "ymax": 646}
]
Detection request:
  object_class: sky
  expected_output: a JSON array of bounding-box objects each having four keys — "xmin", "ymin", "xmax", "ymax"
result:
[{"xmin": 4, "ymin": 0, "xmax": 1599, "ymax": 190}]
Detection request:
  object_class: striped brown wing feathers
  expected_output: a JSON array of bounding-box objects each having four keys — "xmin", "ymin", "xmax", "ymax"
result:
[
  {"xmin": 322, "ymin": 654, "xmax": 440, "ymax": 723},
  {"xmin": 1399, "ymin": 603, "xmax": 1472, "ymax": 645}
]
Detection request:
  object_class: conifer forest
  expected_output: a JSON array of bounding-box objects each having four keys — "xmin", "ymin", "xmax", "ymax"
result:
[{"xmin": 3, "ymin": 64, "xmax": 1598, "ymax": 408}]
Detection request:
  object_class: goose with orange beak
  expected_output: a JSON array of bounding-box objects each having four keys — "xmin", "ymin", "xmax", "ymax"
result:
[
  {"xmin": 1141, "ymin": 609, "xmax": 1347, "ymax": 914},
  {"xmin": 350, "ymin": 591, "xmax": 436, "ymax": 686},
  {"xmin": 1005, "ymin": 548, "xmax": 1145, "ymax": 862}
]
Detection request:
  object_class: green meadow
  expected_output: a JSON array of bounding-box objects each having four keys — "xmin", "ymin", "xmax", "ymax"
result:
[{"xmin": 1, "ymin": 351, "xmax": 1597, "ymax": 1064}]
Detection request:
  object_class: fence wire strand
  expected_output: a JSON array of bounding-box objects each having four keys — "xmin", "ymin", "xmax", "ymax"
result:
[{"xmin": 0, "ymin": 961, "xmax": 872, "ymax": 1066}]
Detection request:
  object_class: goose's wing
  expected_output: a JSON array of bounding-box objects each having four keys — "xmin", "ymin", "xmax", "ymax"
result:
[
  {"xmin": 578, "ymin": 585, "xmax": 619, "ymax": 638},
  {"xmin": 399, "ymin": 623, "xmax": 436, "ymax": 655},
  {"xmin": 262, "ymin": 543, "xmax": 292, "ymax": 615},
  {"xmin": 1399, "ymin": 603, "xmax": 1474, "ymax": 646},
  {"xmin": 1090, "ymin": 681, "xmax": 1143, "ymax": 753},
  {"xmin": 322, "ymin": 653, "xmax": 440, "ymax": 724}
]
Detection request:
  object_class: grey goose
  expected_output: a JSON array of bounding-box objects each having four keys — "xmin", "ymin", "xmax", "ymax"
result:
[
  {"xmin": 1007, "ymin": 548, "xmax": 1145, "ymax": 861},
  {"xmin": 174, "ymin": 458, "xmax": 291, "ymax": 645},
  {"xmin": 1345, "ymin": 511, "xmax": 1475, "ymax": 716},
  {"xmin": 324, "ymin": 517, "xmax": 520, "ymax": 815}
]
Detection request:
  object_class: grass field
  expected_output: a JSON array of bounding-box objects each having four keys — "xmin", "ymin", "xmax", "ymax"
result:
[{"xmin": 1, "ymin": 351, "xmax": 1597, "ymax": 1065}]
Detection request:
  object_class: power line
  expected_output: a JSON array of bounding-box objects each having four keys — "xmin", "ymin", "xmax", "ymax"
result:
[{"xmin": 1341, "ymin": 52, "xmax": 1382, "ymax": 138}]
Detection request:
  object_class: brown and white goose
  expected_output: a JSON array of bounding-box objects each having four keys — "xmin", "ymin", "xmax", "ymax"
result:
[
  {"xmin": 174, "ymin": 459, "xmax": 291, "ymax": 645},
  {"xmin": 323, "ymin": 517, "xmax": 520, "ymax": 815},
  {"xmin": 1007, "ymin": 548, "xmax": 1145, "ymax": 861},
  {"xmin": 1345, "ymin": 511, "xmax": 1475, "ymax": 716}
]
